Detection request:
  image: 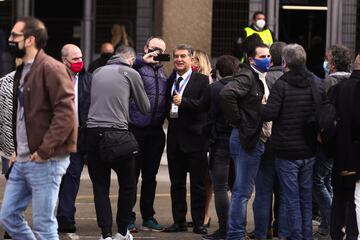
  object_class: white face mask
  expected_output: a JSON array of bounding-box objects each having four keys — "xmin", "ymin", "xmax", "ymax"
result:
[{"xmin": 256, "ymin": 19, "xmax": 266, "ymax": 29}]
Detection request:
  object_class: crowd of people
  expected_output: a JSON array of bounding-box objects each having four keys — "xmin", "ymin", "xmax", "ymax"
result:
[{"xmin": 0, "ymin": 12, "xmax": 360, "ymax": 240}]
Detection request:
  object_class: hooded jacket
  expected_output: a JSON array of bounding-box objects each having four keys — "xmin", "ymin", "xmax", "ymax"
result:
[
  {"xmin": 87, "ymin": 54, "xmax": 150, "ymax": 130},
  {"xmin": 324, "ymin": 71, "xmax": 351, "ymax": 93},
  {"xmin": 261, "ymin": 66, "xmax": 320, "ymax": 160}
]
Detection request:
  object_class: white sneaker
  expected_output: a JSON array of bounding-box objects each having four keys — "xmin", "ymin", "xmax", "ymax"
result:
[
  {"xmin": 99, "ymin": 237, "xmax": 112, "ymax": 240},
  {"xmin": 113, "ymin": 230, "xmax": 133, "ymax": 240}
]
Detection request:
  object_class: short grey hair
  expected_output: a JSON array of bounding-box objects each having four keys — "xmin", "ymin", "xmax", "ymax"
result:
[
  {"xmin": 282, "ymin": 44, "xmax": 306, "ymax": 69},
  {"xmin": 270, "ymin": 41, "xmax": 287, "ymax": 66},
  {"xmin": 173, "ymin": 44, "xmax": 194, "ymax": 57},
  {"xmin": 115, "ymin": 45, "xmax": 136, "ymax": 59}
]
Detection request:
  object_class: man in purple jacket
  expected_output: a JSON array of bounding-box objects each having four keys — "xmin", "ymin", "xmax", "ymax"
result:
[{"xmin": 128, "ymin": 36, "xmax": 168, "ymax": 232}]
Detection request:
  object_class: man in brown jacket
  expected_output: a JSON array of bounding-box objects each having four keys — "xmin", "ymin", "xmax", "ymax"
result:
[{"xmin": 0, "ymin": 17, "xmax": 77, "ymax": 240}]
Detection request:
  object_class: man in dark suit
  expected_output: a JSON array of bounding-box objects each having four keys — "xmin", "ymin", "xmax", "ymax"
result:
[{"xmin": 164, "ymin": 44, "xmax": 209, "ymax": 235}]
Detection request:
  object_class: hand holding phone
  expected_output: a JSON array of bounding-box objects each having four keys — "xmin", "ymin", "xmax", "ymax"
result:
[{"xmin": 153, "ymin": 54, "xmax": 170, "ymax": 62}]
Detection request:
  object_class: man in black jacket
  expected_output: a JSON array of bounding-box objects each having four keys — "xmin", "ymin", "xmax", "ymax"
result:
[
  {"xmin": 261, "ymin": 44, "xmax": 318, "ymax": 239},
  {"xmin": 220, "ymin": 42, "xmax": 270, "ymax": 240},
  {"xmin": 163, "ymin": 44, "xmax": 209, "ymax": 235},
  {"xmin": 57, "ymin": 44, "xmax": 92, "ymax": 233},
  {"xmin": 88, "ymin": 42, "xmax": 114, "ymax": 73},
  {"xmin": 332, "ymin": 51, "xmax": 360, "ymax": 240}
]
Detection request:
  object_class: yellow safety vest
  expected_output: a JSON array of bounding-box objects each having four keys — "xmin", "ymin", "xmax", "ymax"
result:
[{"xmin": 244, "ymin": 27, "xmax": 273, "ymax": 47}]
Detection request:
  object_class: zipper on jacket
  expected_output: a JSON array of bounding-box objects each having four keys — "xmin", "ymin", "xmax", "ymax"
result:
[{"xmin": 150, "ymin": 69, "xmax": 160, "ymax": 125}]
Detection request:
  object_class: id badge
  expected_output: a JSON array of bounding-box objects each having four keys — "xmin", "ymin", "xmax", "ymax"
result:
[{"xmin": 170, "ymin": 103, "xmax": 179, "ymax": 118}]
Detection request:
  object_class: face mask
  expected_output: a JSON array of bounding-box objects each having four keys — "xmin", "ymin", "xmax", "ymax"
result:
[
  {"xmin": 191, "ymin": 65, "xmax": 199, "ymax": 72},
  {"xmin": 69, "ymin": 61, "xmax": 84, "ymax": 73},
  {"xmin": 101, "ymin": 53, "xmax": 113, "ymax": 59},
  {"xmin": 323, "ymin": 60, "xmax": 330, "ymax": 75},
  {"xmin": 253, "ymin": 57, "xmax": 271, "ymax": 73},
  {"xmin": 256, "ymin": 19, "xmax": 266, "ymax": 29},
  {"xmin": 8, "ymin": 41, "xmax": 26, "ymax": 58}
]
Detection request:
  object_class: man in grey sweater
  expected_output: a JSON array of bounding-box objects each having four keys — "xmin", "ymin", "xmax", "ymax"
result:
[{"xmin": 86, "ymin": 46, "xmax": 150, "ymax": 240}]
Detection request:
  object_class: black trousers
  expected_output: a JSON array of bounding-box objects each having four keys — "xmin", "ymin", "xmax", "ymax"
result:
[
  {"xmin": 167, "ymin": 147, "xmax": 207, "ymax": 227},
  {"xmin": 330, "ymin": 186, "xmax": 358, "ymax": 240},
  {"xmin": 86, "ymin": 128, "xmax": 136, "ymax": 236},
  {"xmin": 209, "ymin": 139, "xmax": 230, "ymax": 232},
  {"xmin": 129, "ymin": 125, "xmax": 165, "ymax": 220},
  {"xmin": 57, "ymin": 153, "xmax": 84, "ymax": 222}
]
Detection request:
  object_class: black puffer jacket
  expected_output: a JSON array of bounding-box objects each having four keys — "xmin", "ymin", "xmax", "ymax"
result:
[
  {"xmin": 220, "ymin": 64, "xmax": 264, "ymax": 151},
  {"xmin": 261, "ymin": 66, "xmax": 320, "ymax": 160}
]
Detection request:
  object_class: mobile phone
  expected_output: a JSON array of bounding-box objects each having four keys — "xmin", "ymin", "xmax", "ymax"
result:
[{"xmin": 154, "ymin": 54, "xmax": 170, "ymax": 62}]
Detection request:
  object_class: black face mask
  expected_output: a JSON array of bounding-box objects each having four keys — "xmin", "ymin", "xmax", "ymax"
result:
[
  {"xmin": 8, "ymin": 41, "xmax": 26, "ymax": 58},
  {"xmin": 101, "ymin": 53, "xmax": 113, "ymax": 59}
]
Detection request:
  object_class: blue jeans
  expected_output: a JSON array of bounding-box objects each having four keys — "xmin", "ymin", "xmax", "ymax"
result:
[
  {"xmin": 227, "ymin": 129, "xmax": 264, "ymax": 240},
  {"xmin": 253, "ymin": 160, "xmax": 289, "ymax": 238},
  {"xmin": 57, "ymin": 153, "xmax": 84, "ymax": 222},
  {"xmin": 275, "ymin": 157, "xmax": 315, "ymax": 240},
  {"xmin": 253, "ymin": 160, "xmax": 274, "ymax": 238},
  {"xmin": 313, "ymin": 151, "xmax": 333, "ymax": 235},
  {"xmin": 0, "ymin": 157, "xmax": 70, "ymax": 240}
]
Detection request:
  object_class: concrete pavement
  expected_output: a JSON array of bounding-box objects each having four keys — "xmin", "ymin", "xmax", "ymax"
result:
[{"xmin": 0, "ymin": 164, "xmax": 251, "ymax": 240}]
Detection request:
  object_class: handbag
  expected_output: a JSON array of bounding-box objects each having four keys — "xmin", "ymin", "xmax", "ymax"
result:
[{"xmin": 99, "ymin": 130, "xmax": 139, "ymax": 164}]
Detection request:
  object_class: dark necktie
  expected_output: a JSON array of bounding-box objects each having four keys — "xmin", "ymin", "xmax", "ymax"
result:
[{"xmin": 175, "ymin": 77, "xmax": 183, "ymax": 92}]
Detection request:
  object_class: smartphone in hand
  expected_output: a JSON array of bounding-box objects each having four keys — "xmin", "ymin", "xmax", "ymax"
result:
[{"xmin": 154, "ymin": 54, "xmax": 170, "ymax": 62}]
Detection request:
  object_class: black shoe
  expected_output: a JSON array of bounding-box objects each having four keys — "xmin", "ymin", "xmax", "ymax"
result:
[
  {"xmin": 247, "ymin": 230, "xmax": 255, "ymax": 239},
  {"xmin": 266, "ymin": 228, "xmax": 273, "ymax": 239},
  {"xmin": 203, "ymin": 217, "xmax": 211, "ymax": 228},
  {"xmin": 4, "ymin": 231, "xmax": 12, "ymax": 239},
  {"xmin": 193, "ymin": 225, "xmax": 208, "ymax": 234},
  {"xmin": 202, "ymin": 229, "xmax": 226, "ymax": 240},
  {"xmin": 57, "ymin": 216, "xmax": 76, "ymax": 233},
  {"xmin": 164, "ymin": 223, "xmax": 188, "ymax": 232}
]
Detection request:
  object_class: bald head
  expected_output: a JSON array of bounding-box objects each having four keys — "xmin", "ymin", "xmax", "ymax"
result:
[
  {"xmin": 61, "ymin": 44, "xmax": 82, "ymax": 59},
  {"xmin": 61, "ymin": 44, "xmax": 83, "ymax": 74},
  {"xmin": 101, "ymin": 42, "xmax": 114, "ymax": 54}
]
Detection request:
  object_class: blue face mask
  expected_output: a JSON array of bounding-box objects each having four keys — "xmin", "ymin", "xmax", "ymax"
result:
[
  {"xmin": 253, "ymin": 57, "xmax": 271, "ymax": 73},
  {"xmin": 323, "ymin": 60, "xmax": 330, "ymax": 75}
]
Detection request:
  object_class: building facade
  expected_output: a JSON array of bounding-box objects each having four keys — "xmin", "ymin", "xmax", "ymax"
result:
[{"xmin": 0, "ymin": 0, "xmax": 359, "ymax": 75}]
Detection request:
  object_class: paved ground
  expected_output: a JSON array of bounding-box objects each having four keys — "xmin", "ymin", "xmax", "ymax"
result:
[{"xmin": 0, "ymin": 164, "xmax": 257, "ymax": 240}]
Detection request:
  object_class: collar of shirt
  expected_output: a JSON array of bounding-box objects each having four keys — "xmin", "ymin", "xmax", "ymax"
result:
[
  {"xmin": 251, "ymin": 65, "xmax": 267, "ymax": 81},
  {"xmin": 23, "ymin": 59, "xmax": 34, "ymax": 70},
  {"xmin": 176, "ymin": 68, "xmax": 192, "ymax": 81},
  {"xmin": 251, "ymin": 65, "xmax": 269, "ymax": 100}
]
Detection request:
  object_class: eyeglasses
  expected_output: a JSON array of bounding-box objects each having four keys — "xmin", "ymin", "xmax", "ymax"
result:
[
  {"xmin": 148, "ymin": 48, "xmax": 165, "ymax": 54},
  {"xmin": 9, "ymin": 32, "xmax": 24, "ymax": 39}
]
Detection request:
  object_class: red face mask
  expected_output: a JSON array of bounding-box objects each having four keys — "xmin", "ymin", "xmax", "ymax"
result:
[
  {"xmin": 191, "ymin": 65, "xmax": 199, "ymax": 72},
  {"xmin": 69, "ymin": 61, "xmax": 84, "ymax": 73}
]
